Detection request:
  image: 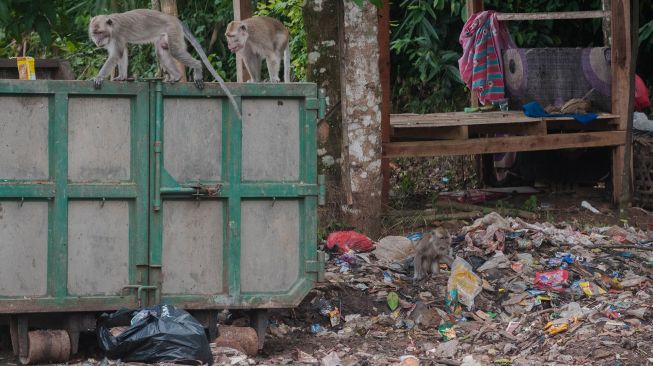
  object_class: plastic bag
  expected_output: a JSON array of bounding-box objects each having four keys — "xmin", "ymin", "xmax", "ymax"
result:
[
  {"xmin": 326, "ymin": 231, "xmax": 375, "ymax": 254},
  {"xmin": 97, "ymin": 304, "xmax": 213, "ymax": 364},
  {"xmin": 447, "ymin": 257, "xmax": 482, "ymax": 309}
]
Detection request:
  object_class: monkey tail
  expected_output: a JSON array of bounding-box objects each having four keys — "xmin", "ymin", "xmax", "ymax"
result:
[
  {"xmin": 181, "ymin": 21, "xmax": 242, "ymax": 120},
  {"xmin": 284, "ymin": 46, "xmax": 291, "ymax": 83}
]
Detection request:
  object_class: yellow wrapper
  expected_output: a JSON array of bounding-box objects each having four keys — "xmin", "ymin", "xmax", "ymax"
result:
[{"xmin": 16, "ymin": 57, "xmax": 36, "ymax": 80}]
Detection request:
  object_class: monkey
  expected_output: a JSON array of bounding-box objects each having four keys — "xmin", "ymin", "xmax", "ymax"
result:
[
  {"xmin": 89, "ymin": 9, "xmax": 242, "ymax": 119},
  {"xmin": 413, "ymin": 227, "xmax": 454, "ymax": 281},
  {"xmin": 224, "ymin": 16, "xmax": 291, "ymax": 83}
]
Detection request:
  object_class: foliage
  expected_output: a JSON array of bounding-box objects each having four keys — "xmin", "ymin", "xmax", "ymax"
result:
[
  {"xmin": 255, "ymin": 0, "xmax": 306, "ymax": 81},
  {"xmin": 0, "ymin": 0, "xmax": 56, "ymax": 46},
  {"xmin": 390, "ymin": 0, "xmax": 468, "ymax": 113}
]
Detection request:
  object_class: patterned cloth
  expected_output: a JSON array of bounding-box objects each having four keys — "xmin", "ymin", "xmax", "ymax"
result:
[{"xmin": 458, "ymin": 11, "xmax": 515, "ymax": 105}]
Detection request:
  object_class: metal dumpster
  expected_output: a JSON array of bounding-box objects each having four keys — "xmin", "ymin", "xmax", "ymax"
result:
[{"xmin": 0, "ymin": 80, "xmax": 325, "ymax": 362}]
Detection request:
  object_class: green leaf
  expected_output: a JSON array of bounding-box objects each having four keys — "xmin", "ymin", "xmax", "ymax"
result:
[
  {"xmin": 0, "ymin": 0, "xmax": 9, "ymax": 24},
  {"xmin": 34, "ymin": 16, "xmax": 52, "ymax": 45},
  {"xmin": 387, "ymin": 292, "xmax": 399, "ymax": 311}
]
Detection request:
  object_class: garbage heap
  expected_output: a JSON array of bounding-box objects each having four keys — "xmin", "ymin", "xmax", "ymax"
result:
[{"xmin": 260, "ymin": 212, "xmax": 652, "ymax": 366}]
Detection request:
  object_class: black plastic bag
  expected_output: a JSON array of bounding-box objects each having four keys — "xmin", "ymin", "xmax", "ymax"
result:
[{"xmin": 97, "ymin": 304, "xmax": 213, "ymax": 365}]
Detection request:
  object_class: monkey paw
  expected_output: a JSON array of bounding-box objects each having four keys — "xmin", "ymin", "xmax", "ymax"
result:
[{"xmin": 92, "ymin": 77, "xmax": 104, "ymax": 89}]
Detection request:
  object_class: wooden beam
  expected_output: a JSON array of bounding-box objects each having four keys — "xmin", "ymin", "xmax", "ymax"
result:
[
  {"xmin": 611, "ymin": 0, "xmax": 632, "ymax": 205},
  {"xmin": 379, "ymin": 0, "xmax": 391, "ymax": 204},
  {"xmin": 383, "ymin": 131, "xmax": 626, "ymax": 158},
  {"xmin": 496, "ymin": 10, "xmax": 610, "ymax": 21},
  {"xmin": 233, "ymin": 0, "xmax": 252, "ymax": 82}
]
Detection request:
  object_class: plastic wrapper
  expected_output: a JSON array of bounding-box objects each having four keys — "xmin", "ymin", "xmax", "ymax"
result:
[
  {"xmin": 97, "ymin": 304, "xmax": 212, "ymax": 364},
  {"xmin": 534, "ymin": 269, "xmax": 569, "ymax": 292},
  {"xmin": 447, "ymin": 257, "xmax": 482, "ymax": 309}
]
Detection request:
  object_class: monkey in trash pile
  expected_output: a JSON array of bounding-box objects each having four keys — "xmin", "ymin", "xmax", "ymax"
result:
[
  {"xmin": 88, "ymin": 9, "xmax": 241, "ymax": 119},
  {"xmin": 413, "ymin": 227, "xmax": 454, "ymax": 281},
  {"xmin": 224, "ymin": 16, "xmax": 291, "ymax": 83}
]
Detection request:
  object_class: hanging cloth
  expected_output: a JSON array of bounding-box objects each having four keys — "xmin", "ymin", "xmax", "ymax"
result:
[{"xmin": 458, "ymin": 11, "xmax": 515, "ymax": 105}]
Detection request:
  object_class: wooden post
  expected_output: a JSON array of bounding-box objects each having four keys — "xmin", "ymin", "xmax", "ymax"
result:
[
  {"xmin": 466, "ymin": 0, "xmax": 484, "ymax": 108},
  {"xmin": 610, "ymin": 0, "xmax": 632, "ymax": 205},
  {"xmin": 379, "ymin": 0, "xmax": 391, "ymax": 204},
  {"xmin": 233, "ymin": 0, "xmax": 252, "ymax": 82}
]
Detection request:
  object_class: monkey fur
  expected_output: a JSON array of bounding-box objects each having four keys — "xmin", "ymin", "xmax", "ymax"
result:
[
  {"xmin": 224, "ymin": 16, "xmax": 291, "ymax": 83},
  {"xmin": 413, "ymin": 227, "xmax": 454, "ymax": 281}
]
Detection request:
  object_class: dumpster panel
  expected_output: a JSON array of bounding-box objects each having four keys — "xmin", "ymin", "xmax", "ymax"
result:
[
  {"xmin": 0, "ymin": 201, "xmax": 48, "ymax": 296},
  {"xmin": 240, "ymin": 200, "xmax": 300, "ymax": 293},
  {"xmin": 68, "ymin": 97, "xmax": 131, "ymax": 182},
  {"xmin": 0, "ymin": 96, "xmax": 49, "ymax": 180},
  {"xmin": 242, "ymin": 99, "xmax": 300, "ymax": 181},
  {"xmin": 67, "ymin": 201, "xmax": 130, "ymax": 296},
  {"xmin": 162, "ymin": 200, "xmax": 225, "ymax": 295},
  {"xmin": 163, "ymin": 98, "xmax": 222, "ymax": 182}
]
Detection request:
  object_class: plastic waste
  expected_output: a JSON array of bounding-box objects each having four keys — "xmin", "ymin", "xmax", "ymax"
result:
[
  {"xmin": 438, "ymin": 324, "xmax": 456, "ymax": 341},
  {"xmin": 634, "ymin": 112, "xmax": 653, "ymax": 132},
  {"xmin": 534, "ymin": 269, "xmax": 569, "ymax": 292},
  {"xmin": 326, "ymin": 231, "xmax": 375, "ymax": 254},
  {"xmin": 97, "ymin": 304, "xmax": 212, "ymax": 365},
  {"xmin": 581, "ymin": 200, "xmax": 601, "ymax": 214},
  {"xmin": 447, "ymin": 257, "xmax": 482, "ymax": 309}
]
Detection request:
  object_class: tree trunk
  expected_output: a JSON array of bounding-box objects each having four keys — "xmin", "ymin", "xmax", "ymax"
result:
[
  {"xmin": 340, "ymin": 0, "xmax": 383, "ymax": 237},
  {"xmin": 160, "ymin": 0, "xmax": 186, "ymax": 82},
  {"xmin": 303, "ymin": 0, "xmax": 345, "ymax": 229}
]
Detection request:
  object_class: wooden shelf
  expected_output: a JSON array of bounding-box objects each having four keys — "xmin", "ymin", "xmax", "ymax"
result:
[
  {"xmin": 391, "ymin": 111, "xmax": 619, "ymax": 128},
  {"xmin": 383, "ymin": 131, "xmax": 626, "ymax": 158},
  {"xmin": 496, "ymin": 10, "xmax": 610, "ymax": 21}
]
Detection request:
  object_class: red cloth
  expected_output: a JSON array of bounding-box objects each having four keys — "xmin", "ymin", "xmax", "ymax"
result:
[
  {"xmin": 635, "ymin": 74, "xmax": 650, "ymax": 111},
  {"xmin": 458, "ymin": 11, "xmax": 515, "ymax": 105},
  {"xmin": 326, "ymin": 231, "xmax": 375, "ymax": 254}
]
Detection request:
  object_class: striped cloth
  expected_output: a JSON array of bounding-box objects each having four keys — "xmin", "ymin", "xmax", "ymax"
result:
[{"xmin": 458, "ymin": 11, "xmax": 515, "ymax": 105}]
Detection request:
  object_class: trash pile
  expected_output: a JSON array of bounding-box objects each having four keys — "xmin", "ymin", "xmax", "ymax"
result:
[
  {"xmin": 259, "ymin": 214, "xmax": 653, "ymax": 365},
  {"xmin": 72, "ymin": 213, "xmax": 653, "ymax": 366}
]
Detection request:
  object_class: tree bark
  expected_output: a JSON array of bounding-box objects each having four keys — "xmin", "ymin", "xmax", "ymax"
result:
[
  {"xmin": 303, "ymin": 0, "xmax": 345, "ymax": 227},
  {"xmin": 340, "ymin": 0, "xmax": 383, "ymax": 237},
  {"xmin": 160, "ymin": 0, "xmax": 186, "ymax": 82}
]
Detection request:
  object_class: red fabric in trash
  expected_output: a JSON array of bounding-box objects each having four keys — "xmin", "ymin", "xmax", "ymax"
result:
[
  {"xmin": 326, "ymin": 231, "xmax": 375, "ymax": 254},
  {"xmin": 635, "ymin": 74, "xmax": 650, "ymax": 111}
]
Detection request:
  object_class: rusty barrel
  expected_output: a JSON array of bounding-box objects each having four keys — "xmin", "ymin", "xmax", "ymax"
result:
[{"xmin": 20, "ymin": 330, "xmax": 70, "ymax": 365}]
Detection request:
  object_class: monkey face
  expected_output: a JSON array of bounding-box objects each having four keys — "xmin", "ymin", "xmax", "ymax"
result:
[
  {"xmin": 429, "ymin": 228, "xmax": 452, "ymax": 254},
  {"xmin": 89, "ymin": 16, "xmax": 113, "ymax": 48},
  {"xmin": 224, "ymin": 21, "xmax": 248, "ymax": 53}
]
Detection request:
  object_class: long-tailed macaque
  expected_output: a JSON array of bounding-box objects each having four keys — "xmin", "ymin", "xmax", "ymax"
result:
[
  {"xmin": 413, "ymin": 227, "xmax": 454, "ymax": 281},
  {"xmin": 224, "ymin": 16, "xmax": 290, "ymax": 82},
  {"xmin": 88, "ymin": 9, "xmax": 242, "ymax": 119}
]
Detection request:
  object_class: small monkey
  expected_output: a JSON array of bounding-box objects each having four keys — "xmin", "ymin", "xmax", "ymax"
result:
[
  {"xmin": 225, "ymin": 16, "xmax": 290, "ymax": 82},
  {"xmin": 155, "ymin": 33, "xmax": 182, "ymax": 82},
  {"xmin": 89, "ymin": 9, "xmax": 241, "ymax": 119},
  {"xmin": 413, "ymin": 227, "xmax": 454, "ymax": 281}
]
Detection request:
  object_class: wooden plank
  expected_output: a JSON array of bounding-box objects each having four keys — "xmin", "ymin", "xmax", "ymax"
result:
[
  {"xmin": 469, "ymin": 119, "xmax": 546, "ymax": 136},
  {"xmin": 392, "ymin": 126, "xmax": 468, "ymax": 140},
  {"xmin": 233, "ymin": 0, "xmax": 252, "ymax": 82},
  {"xmin": 611, "ymin": 0, "xmax": 632, "ymax": 204},
  {"xmin": 378, "ymin": 0, "xmax": 391, "ymax": 203},
  {"xmin": 391, "ymin": 111, "xmax": 619, "ymax": 128},
  {"xmin": 496, "ymin": 11, "xmax": 610, "ymax": 21},
  {"xmin": 383, "ymin": 131, "xmax": 626, "ymax": 158}
]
